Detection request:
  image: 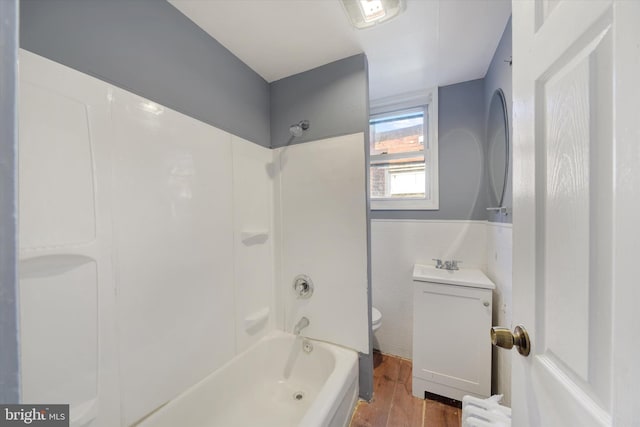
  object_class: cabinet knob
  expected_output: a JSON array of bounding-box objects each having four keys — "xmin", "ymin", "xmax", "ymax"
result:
[{"xmin": 483, "ymin": 301, "xmax": 490, "ymax": 307}]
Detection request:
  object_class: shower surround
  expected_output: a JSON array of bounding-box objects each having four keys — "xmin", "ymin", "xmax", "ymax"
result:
[{"xmin": 18, "ymin": 50, "xmax": 368, "ymax": 426}]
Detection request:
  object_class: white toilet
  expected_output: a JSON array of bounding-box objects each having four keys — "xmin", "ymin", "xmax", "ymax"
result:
[{"xmin": 372, "ymin": 306, "xmax": 382, "ymax": 332}]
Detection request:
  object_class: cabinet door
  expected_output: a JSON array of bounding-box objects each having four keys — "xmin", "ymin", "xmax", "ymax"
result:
[{"xmin": 413, "ymin": 282, "xmax": 492, "ymax": 400}]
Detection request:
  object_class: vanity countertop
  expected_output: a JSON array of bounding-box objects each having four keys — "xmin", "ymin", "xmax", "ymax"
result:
[{"xmin": 412, "ymin": 264, "xmax": 495, "ymax": 290}]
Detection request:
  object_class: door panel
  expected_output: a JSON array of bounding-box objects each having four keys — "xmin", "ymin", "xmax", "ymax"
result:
[
  {"xmin": 511, "ymin": 0, "xmax": 639, "ymax": 425},
  {"xmin": 538, "ymin": 22, "xmax": 613, "ymax": 400}
]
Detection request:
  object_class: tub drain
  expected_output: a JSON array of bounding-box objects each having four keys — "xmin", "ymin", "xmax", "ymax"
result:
[
  {"xmin": 302, "ymin": 340, "xmax": 313, "ymax": 353},
  {"xmin": 293, "ymin": 391, "xmax": 305, "ymax": 401}
]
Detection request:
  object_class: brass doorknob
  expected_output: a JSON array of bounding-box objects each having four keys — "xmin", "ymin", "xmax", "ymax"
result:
[{"xmin": 490, "ymin": 325, "xmax": 531, "ymax": 356}]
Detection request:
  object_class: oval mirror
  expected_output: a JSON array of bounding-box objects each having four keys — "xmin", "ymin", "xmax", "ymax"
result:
[{"xmin": 487, "ymin": 89, "xmax": 509, "ymax": 208}]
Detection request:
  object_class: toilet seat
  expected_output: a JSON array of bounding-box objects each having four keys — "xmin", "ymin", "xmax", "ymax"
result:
[{"xmin": 372, "ymin": 307, "xmax": 382, "ymax": 331}]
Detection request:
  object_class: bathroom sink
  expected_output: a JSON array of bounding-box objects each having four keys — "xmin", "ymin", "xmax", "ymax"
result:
[{"xmin": 412, "ymin": 264, "xmax": 495, "ymax": 289}]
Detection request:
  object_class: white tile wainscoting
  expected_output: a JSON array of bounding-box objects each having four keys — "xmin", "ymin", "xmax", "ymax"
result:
[{"xmin": 486, "ymin": 222, "xmax": 513, "ymax": 406}]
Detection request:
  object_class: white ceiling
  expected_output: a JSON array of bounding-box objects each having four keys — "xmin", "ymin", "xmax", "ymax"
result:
[{"xmin": 169, "ymin": 0, "xmax": 511, "ymax": 101}]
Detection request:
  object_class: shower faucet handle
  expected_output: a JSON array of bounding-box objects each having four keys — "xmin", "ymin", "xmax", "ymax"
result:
[
  {"xmin": 432, "ymin": 258, "xmax": 444, "ymax": 269},
  {"xmin": 293, "ymin": 274, "xmax": 314, "ymax": 298}
]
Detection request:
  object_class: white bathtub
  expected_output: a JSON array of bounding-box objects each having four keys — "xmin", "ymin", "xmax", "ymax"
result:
[{"xmin": 137, "ymin": 331, "xmax": 359, "ymax": 427}]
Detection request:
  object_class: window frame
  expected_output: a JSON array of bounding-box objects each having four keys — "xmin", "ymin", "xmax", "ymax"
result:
[{"xmin": 369, "ymin": 88, "xmax": 439, "ymax": 210}]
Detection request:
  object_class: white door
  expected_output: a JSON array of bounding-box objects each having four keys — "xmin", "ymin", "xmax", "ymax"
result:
[{"xmin": 511, "ymin": 1, "xmax": 640, "ymax": 426}]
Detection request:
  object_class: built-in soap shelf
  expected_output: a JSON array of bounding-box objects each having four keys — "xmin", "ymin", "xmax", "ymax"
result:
[
  {"xmin": 240, "ymin": 230, "xmax": 269, "ymax": 246},
  {"xmin": 20, "ymin": 254, "xmax": 95, "ymax": 278},
  {"xmin": 244, "ymin": 307, "xmax": 270, "ymax": 334},
  {"xmin": 486, "ymin": 206, "xmax": 510, "ymax": 215}
]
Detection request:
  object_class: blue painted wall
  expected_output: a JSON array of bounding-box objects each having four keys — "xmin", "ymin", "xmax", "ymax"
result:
[
  {"xmin": 0, "ymin": 0, "xmax": 20, "ymax": 405},
  {"xmin": 20, "ymin": 0, "xmax": 271, "ymax": 146},
  {"xmin": 370, "ymin": 79, "xmax": 489, "ymax": 221},
  {"xmin": 20, "ymin": 1, "xmax": 372, "ymax": 150},
  {"xmin": 270, "ymin": 54, "xmax": 369, "ymax": 148}
]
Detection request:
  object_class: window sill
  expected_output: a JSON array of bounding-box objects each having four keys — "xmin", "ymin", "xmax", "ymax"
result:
[{"xmin": 370, "ymin": 199, "xmax": 439, "ymax": 210}]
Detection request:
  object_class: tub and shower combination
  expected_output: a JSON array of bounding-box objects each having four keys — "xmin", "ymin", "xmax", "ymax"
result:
[
  {"xmin": 138, "ymin": 331, "xmax": 359, "ymax": 427},
  {"xmin": 18, "ymin": 48, "xmax": 368, "ymax": 427}
]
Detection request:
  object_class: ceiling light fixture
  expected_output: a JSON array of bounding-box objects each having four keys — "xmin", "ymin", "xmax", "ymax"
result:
[{"xmin": 340, "ymin": 0, "xmax": 406, "ymax": 30}]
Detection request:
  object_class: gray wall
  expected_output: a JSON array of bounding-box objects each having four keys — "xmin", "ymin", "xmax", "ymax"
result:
[
  {"xmin": 370, "ymin": 79, "xmax": 489, "ymax": 220},
  {"xmin": 20, "ymin": 0, "xmax": 270, "ymax": 146},
  {"xmin": 270, "ymin": 54, "xmax": 369, "ymax": 148},
  {"xmin": 484, "ymin": 17, "xmax": 512, "ymax": 223},
  {"xmin": 0, "ymin": 0, "xmax": 20, "ymax": 404}
]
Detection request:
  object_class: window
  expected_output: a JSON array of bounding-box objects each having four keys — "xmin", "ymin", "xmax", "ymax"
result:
[{"xmin": 369, "ymin": 89, "xmax": 438, "ymax": 210}]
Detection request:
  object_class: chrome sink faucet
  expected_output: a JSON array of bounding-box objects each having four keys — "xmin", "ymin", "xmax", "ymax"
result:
[
  {"xmin": 444, "ymin": 260, "xmax": 460, "ymax": 270},
  {"xmin": 294, "ymin": 316, "xmax": 310, "ymax": 335},
  {"xmin": 433, "ymin": 259, "xmax": 462, "ymax": 271}
]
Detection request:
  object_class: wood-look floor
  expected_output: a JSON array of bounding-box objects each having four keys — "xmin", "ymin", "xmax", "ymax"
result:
[{"xmin": 350, "ymin": 352, "xmax": 461, "ymax": 427}]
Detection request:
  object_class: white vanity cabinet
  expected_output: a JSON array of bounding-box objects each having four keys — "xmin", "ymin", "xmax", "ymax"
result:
[{"xmin": 412, "ymin": 264, "xmax": 495, "ymax": 401}]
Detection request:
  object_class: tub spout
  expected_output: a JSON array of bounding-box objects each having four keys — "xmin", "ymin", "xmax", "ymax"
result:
[{"xmin": 294, "ymin": 317, "xmax": 310, "ymax": 335}]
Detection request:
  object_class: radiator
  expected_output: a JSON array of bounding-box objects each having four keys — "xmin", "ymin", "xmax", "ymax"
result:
[{"xmin": 462, "ymin": 395, "xmax": 511, "ymax": 427}]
